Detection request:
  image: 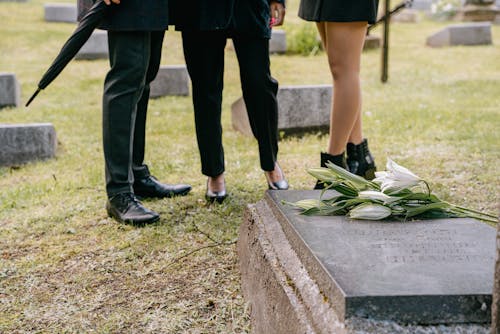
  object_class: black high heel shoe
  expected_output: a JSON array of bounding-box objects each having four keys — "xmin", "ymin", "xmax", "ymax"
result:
[
  {"xmin": 205, "ymin": 179, "xmax": 227, "ymax": 203},
  {"xmin": 266, "ymin": 164, "xmax": 289, "ymax": 190}
]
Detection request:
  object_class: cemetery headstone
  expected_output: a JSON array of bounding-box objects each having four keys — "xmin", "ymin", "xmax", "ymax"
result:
[
  {"xmin": 364, "ymin": 34, "xmax": 381, "ymax": 50},
  {"xmin": 426, "ymin": 22, "xmax": 492, "ymax": 47},
  {"xmin": 238, "ymin": 190, "xmax": 495, "ymax": 333},
  {"xmin": 232, "ymin": 85, "xmax": 332, "ymax": 136},
  {"xmin": 75, "ymin": 30, "xmax": 108, "ymax": 60},
  {"xmin": 77, "ymin": 0, "xmax": 93, "ymax": 21},
  {"xmin": 0, "ymin": 123, "xmax": 57, "ymax": 166},
  {"xmin": 392, "ymin": 8, "xmax": 420, "ymax": 23},
  {"xmin": 44, "ymin": 3, "xmax": 77, "ymax": 23},
  {"xmin": 456, "ymin": 0, "xmax": 500, "ymax": 21},
  {"xmin": 150, "ymin": 65, "xmax": 189, "ymax": 98},
  {"xmin": 0, "ymin": 73, "xmax": 21, "ymax": 109},
  {"xmin": 269, "ymin": 29, "xmax": 287, "ymax": 54},
  {"xmin": 492, "ymin": 223, "xmax": 500, "ymax": 333},
  {"xmin": 411, "ymin": 0, "xmax": 435, "ymax": 11}
]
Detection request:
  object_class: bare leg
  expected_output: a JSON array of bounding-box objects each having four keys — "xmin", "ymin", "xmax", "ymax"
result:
[{"xmin": 318, "ymin": 22, "xmax": 367, "ymax": 154}]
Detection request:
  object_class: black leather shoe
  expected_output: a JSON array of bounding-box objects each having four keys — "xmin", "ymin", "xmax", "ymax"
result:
[
  {"xmin": 205, "ymin": 180, "xmax": 227, "ymax": 204},
  {"xmin": 133, "ymin": 175, "xmax": 191, "ymax": 199},
  {"xmin": 346, "ymin": 139, "xmax": 376, "ymax": 180},
  {"xmin": 106, "ymin": 192, "xmax": 160, "ymax": 226}
]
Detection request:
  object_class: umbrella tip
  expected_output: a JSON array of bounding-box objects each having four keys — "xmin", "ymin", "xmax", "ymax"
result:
[{"xmin": 25, "ymin": 88, "xmax": 41, "ymax": 107}]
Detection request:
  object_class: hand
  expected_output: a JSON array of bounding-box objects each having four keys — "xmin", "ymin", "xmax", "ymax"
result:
[
  {"xmin": 103, "ymin": 0, "xmax": 120, "ymax": 5},
  {"xmin": 269, "ymin": 2, "xmax": 285, "ymax": 27}
]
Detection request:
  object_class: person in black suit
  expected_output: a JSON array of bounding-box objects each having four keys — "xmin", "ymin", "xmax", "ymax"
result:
[
  {"xmin": 171, "ymin": 0, "xmax": 288, "ymax": 203},
  {"xmin": 96, "ymin": 0, "xmax": 191, "ymax": 225},
  {"xmin": 298, "ymin": 0, "xmax": 378, "ymax": 185}
]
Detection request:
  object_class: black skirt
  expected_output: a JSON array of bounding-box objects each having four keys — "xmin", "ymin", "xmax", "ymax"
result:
[{"xmin": 298, "ymin": 0, "xmax": 379, "ymax": 24}]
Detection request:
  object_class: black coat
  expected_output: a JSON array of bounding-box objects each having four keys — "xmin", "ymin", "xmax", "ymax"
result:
[
  {"xmin": 78, "ymin": 0, "xmax": 169, "ymax": 31},
  {"xmin": 170, "ymin": 0, "xmax": 285, "ymax": 38}
]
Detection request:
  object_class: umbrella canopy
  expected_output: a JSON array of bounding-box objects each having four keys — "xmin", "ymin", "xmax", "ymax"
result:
[{"xmin": 26, "ymin": 0, "xmax": 108, "ymax": 107}]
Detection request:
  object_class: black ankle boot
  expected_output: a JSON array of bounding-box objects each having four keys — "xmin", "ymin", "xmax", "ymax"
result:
[
  {"xmin": 346, "ymin": 139, "xmax": 376, "ymax": 180},
  {"xmin": 314, "ymin": 152, "xmax": 347, "ymax": 190}
]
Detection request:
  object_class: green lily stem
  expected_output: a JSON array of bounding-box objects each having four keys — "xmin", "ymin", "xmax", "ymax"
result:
[{"xmin": 446, "ymin": 202, "xmax": 498, "ymax": 219}]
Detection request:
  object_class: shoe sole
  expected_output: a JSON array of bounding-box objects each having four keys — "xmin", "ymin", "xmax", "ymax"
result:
[
  {"xmin": 134, "ymin": 188, "xmax": 191, "ymax": 200},
  {"xmin": 106, "ymin": 210, "xmax": 160, "ymax": 227}
]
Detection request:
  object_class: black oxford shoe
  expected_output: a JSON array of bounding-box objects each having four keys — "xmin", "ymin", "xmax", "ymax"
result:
[
  {"xmin": 106, "ymin": 192, "xmax": 160, "ymax": 226},
  {"xmin": 133, "ymin": 175, "xmax": 192, "ymax": 199}
]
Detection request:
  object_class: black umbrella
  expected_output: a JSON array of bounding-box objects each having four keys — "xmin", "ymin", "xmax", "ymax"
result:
[{"xmin": 26, "ymin": 0, "xmax": 109, "ymax": 107}]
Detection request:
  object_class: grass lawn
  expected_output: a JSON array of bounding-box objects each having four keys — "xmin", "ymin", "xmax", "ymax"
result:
[{"xmin": 1, "ymin": 0, "xmax": 499, "ymax": 332}]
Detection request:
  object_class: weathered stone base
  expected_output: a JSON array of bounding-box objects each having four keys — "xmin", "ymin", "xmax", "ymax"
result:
[
  {"xmin": 0, "ymin": 73, "xmax": 21, "ymax": 109},
  {"xmin": 426, "ymin": 22, "xmax": 492, "ymax": 47},
  {"xmin": 0, "ymin": 123, "xmax": 57, "ymax": 166},
  {"xmin": 75, "ymin": 30, "xmax": 108, "ymax": 60},
  {"xmin": 150, "ymin": 65, "xmax": 189, "ymax": 98},
  {"xmin": 238, "ymin": 192, "xmax": 491, "ymax": 333},
  {"xmin": 455, "ymin": 4, "xmax": 500, "ymax": 22},
  {"xmin": 492, "ymin": 223, "xmax": 500, "ymax": 333},
  {"xmin": 44, "ymin": 3, "xmax": 77, "ymax": 23},
  {"xmin": 231, "ymin": 85, "xmax": 332, "ymax": 136},
  {"xmin": 363, "ymin": 35, "xmax": 381, "ymax": 50}
]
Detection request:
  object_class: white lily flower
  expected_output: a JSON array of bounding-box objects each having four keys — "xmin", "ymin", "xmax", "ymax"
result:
[
  {"xmin": 358, "ymin": 190, "xmax": 400, "ymax": 204},
  {"xmin": 386, "ymin": 158, "xmax": 421, "ymax": 183},
  {"xmin": 348, "ymin": 203, "xmax": 392, "ymax": 220}
]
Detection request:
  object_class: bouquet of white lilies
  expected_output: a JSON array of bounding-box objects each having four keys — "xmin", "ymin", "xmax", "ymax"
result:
[{"xmin": 288, "ymin": 159, "xmax": 497, "ymax": 223}]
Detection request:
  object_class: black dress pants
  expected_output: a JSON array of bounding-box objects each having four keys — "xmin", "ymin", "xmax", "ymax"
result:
[
  {"xmin": 103, "ymin": 30, "xmax": 165, "ymax": 197},
  {"xmin": 182, "ymin": 30, "xmax": 279, "ymax": 177}
]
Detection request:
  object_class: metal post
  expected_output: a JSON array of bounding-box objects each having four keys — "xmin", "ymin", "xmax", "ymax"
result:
[{"xmin": 381, "ymin": 0, "xmax": 390, "ymax": 83}]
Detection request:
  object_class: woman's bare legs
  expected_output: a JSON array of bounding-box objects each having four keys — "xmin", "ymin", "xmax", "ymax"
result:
[{"xmin": 316, "ymin": 21, "xmax": 367, "ymax": 155}]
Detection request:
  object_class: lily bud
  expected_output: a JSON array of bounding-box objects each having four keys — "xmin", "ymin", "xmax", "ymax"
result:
[{"xmin": 348, "ymin": 203, "xmax": 392, "ymax": 220}]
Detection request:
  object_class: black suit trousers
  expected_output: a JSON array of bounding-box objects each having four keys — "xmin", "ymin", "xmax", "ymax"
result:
[
  {"xmin": 103, "ymin": 30, "xmax": 165, "ymax": 197},
  {"xmin": 182, "ymin": 30, "xmax": 279, "ymax": 177}
]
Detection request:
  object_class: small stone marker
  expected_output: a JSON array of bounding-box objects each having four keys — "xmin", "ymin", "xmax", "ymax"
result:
[
  {"xmin": 150, "ymin": 65, "xmax": 189, "ymax": 98},
  {"xmin": 75, "ymin": 30, "xmax": 108, "ymax": 60},
  {"xmin": 44, "ymin": 3, "xmax": 77, "ymax": 23},
  {"xmin": 77, "ymin": 0, "xmax": 93, "ymax": 21},
  {"xmin": 364, "ymin": 34, "xmax": 381, "ymax": 50},
  {"xmin": 392, "ymin": 8, "xmax": 420, "ymax": 23},
  {"xmin": 269, "ymin": 29, "xmax": 287, "ymax": 54},
  {"xmin": 455, "ymin": 0, "xmax": 500, "ymax": 22},
  {"xmin": 0, "ymin": 73, "xmax": 21, "ymax": 109},
  {"xmin": 426, "ymin": 22, "xmax": 492, "ymax": 47},
  {"xmin": 411, "ymin": 0, "xmax": 434, "ymax": 11},
  {"xmin": 232, "ymin": 85, "xmax": 332, "ymax": 136},
  {"xmin": 239, "ymin": 190, "xmax": 495, "ymax": 333},
  {"xmin": 0, "ymin": 123, "xmax": 57, "ymax": 166},
  {"xmin": 492, "ymin": 223, "xmax": 500, "ymax": 333}
]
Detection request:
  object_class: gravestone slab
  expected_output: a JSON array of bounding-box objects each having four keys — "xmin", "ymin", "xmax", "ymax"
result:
[
  {"xmin": 427, "ymin": 22, "xmax": 492, "ymax": 47},
  {"xmin": 150, "ymin": 65, "xmax": 189, "ymax": 98},
  {"xmin": 269, "ymin": 29, "xmax": 287, "ymax": 54},
  {"xmin": 0, "ymin": 73, "xmax": 21, "ymax": 109},
  {"xmin": 44, "ymin": 3, "xmax": 77, "ymax": 23},
  {"xmin": 238, "ymin": 190, "xmax": 494, "ymax": 333},
  {"xmin": 455, "ymin": 3, "xmax": 500, "ymax": 22},
  {"xmin": 75, "ymin": 30, "xmax": 108, "ymax": 60},
  {"xmin": 492, "ymin": 223, "xmax": 500, "ymax": 332},
  {"xmin": 364, "ymin": 34, "xmax": 381, "ymax": 50},
  {"xmin": 77, "ymin": 0, "xmax": 93, "ymax": 21},
  {"xmin": 232, "ymin": 84, "xmax": 332, "ymax": 136},
  {"xmin": 0, "ymin": 123, "xmax": 57, "ymax": 166},
  {"xmin": 392, "ymin": 8, "xmax": 420, "ymax": 23},
  {"xmin": 411, "ymin": 0, "xmax": 434, "ymax": 11}
]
